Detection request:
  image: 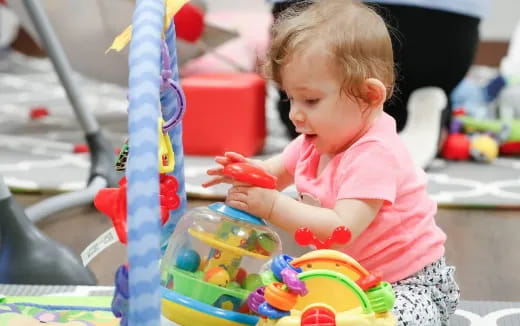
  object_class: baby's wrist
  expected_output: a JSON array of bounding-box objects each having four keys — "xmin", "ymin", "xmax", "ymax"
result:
[{"xmin": 265, "ymin": 191, "xmax": 279, "ymax": 221}]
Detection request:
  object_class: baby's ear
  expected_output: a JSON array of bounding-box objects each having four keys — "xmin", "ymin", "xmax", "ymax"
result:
[{"xmin": 362, "ymin": 78, "xmax": 387, "ymax": 108}]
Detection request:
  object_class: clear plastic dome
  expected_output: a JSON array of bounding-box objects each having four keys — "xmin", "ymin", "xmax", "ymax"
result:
[{"xmin": 160, "ymin": 202, "xmax": 281, "ymax": 312}]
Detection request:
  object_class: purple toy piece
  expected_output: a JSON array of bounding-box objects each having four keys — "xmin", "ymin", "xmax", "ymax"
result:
[
  {"xmin": 246, "ymin": 286, "xmax": 266, "ymax": 314},
  {"xmin": 450, "ymin": 119, "xmax": 463, "ymax": 134},
  {"xmin": 281, "ymin": 268, "xmax": 308, "ymax": 296},
  {"xmin": 34, "ymin": 311, "xmax": 60, "ymax": 322},
  {"xmin": 160, "ymin": 40, "xmax": 186, "ymax": 132},
  {"xmin": 111, "ymin": 265, "xmax": 129, "ymax": 326}
]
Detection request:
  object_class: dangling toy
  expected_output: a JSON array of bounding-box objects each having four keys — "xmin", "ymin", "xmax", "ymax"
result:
[
  {"xmin": 158, "ymin": 117, "xmax": 175, "ymax": 173},
  {"xmin": 96, "ymin": 26, "xmax": 187, "ymax": 325},
  {"xmin": 105, "ymin": 0, "xmax": 191, "ymax": 54}
]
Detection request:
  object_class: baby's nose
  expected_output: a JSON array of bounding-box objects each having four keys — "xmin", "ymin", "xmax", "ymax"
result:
[{"xmin": 289, "ymin": 106, "xmax": 305, "ymax": 123}]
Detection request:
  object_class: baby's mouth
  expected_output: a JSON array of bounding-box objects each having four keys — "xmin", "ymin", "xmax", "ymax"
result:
[{"xmin": 304, "ymin": 133, "xmax": 317, "ymax": 140}]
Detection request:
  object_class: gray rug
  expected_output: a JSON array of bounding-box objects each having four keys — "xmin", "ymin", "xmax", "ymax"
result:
[
  {"xmin": 1, "ymin": 52, "xmax": 520, "ymax": 207},
  {"xmin": 185, "ymin": 156, "xmax": 520, "ymax": 208},
  {"xmin": 0, "ymin": 284, "xmax": 518, "ymax": 326}
]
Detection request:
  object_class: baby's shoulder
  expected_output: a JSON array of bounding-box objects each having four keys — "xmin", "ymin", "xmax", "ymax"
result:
[{"xmin": 346, "ymin": 136, "xmax": 396, "ymax": 158}]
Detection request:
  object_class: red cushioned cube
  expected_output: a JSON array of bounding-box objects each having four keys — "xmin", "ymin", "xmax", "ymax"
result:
[{"xmin": 181, "ymin": 74, "xmax": 266, "ymax": 156}]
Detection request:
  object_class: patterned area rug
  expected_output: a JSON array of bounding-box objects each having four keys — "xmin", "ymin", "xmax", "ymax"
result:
[
  {"xmin": 1, "ymin": 52, "xmax": 520, "ymax": 207},
  {"xmin": 0, "ymin": 285, "xmax": 518, "ymax": 326}
]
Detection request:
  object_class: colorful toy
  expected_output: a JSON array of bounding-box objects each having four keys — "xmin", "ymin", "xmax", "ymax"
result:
[
  {"xmin": 442, "ymin": 133, "xmax": 499, "ymax": 163},
  {"xmin": 245, "ymin": 227, "xmax": 396, "ymax": 326},
  {"xmin": 470, "ymin": 134, "xmax": 499, "ymax": 162},
  {"xmin": 451, "ymin": 79, "xmax": 492, "ymax": 119},
  {"xmin": 160, "ymin": 201, "xmax": 282, "ymax": 325},
  {"xmin": 441, "ymin": 133, "xmax": 471, "ymax": 160},
  {"xmin": 159, "ymin": 161, "xmax": 283, "ymax": 326},
  {"xmin": 94, "ymin": 174, "xmax": 180, "ymax": 244},
  {"xmin": 455, "ymin": 115, "xmax": 520, "ymax": 142},
  {"xmin": 442, "ymin": 109, "xmax": 520, "ymax": 161}
]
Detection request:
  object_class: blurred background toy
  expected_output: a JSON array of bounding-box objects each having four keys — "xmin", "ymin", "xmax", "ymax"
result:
[{"xmin": 441, "ymin": 108, "xmax": 520, "ymax": 162}]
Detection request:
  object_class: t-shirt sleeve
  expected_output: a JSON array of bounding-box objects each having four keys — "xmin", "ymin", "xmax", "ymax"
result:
[
  {"xmin": 282, "ymin": 135, "xmax": 305, "ymax": 176},
  {"xmin": 336, "ymin": 141, "xmax": 398, "ymax": 204}
]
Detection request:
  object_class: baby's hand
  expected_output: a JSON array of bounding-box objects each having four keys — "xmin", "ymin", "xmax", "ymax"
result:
[
  {"xmin": 202, "ymin": 152, "xmax": 248, "ymax": 188},
  {"xmin": 226, "ymin": 184, "xmax": 278, "ymax": 219}
]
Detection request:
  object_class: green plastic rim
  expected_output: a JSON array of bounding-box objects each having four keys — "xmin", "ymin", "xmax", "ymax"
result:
[
  {"xmin": 365, "ymin": 281, "xmax": 395, "ymax": 313},
  {"xmin": 297, "ymin": 269, "xmax": 372, "ymax": 314},
  {"xmin": 170, "ymin": 267, "xmax": 250, "ymax": 305}
]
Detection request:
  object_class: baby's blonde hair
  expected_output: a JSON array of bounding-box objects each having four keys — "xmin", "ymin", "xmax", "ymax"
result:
[{"xmin": 264, "ymin": 0, "xmax": 395, "ymax": 102}]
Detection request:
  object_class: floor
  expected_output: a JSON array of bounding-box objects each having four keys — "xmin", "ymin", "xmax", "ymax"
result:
[{"xmin": 14, "ymin": 193, "xmax": 520, "ymax": 302}]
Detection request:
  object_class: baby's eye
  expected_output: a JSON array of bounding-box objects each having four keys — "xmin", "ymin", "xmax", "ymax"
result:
[{"xmin": 304, "ymin": 98, "xmax": 320, "ymax": 105}]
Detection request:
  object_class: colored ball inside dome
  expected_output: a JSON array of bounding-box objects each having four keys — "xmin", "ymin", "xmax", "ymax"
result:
[
  {"xmin": 256, "ymin": 233, "xmax": 276, "ymax": 255},
  {"xmin": 175, "ymin": 248, "xmax": 200, "ymax": 272},
  {"xmin": 204, "ymin": 267, "xmax": 230, "ymax": 287},
  {"xmin": 243, "ymin": 273, "xmax": 263, "ymax": 291}
]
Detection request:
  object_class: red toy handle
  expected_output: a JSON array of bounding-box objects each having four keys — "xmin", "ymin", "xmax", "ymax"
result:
[
  {"xmin": 294, "ymin": 226, "xmax": 351, "ymax": 249},
  {"xmin": 356, "ymin": 271, "xmax": 383, "ymax": 290},
  {"xmin": 223, "ymin": 162, "xmax": 277, "ymax": 189}
]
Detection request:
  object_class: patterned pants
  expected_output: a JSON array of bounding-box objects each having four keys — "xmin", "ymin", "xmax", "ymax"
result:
[{"xmin": 392, "ymin": 257, "xmax": 460, "ymax": 326}]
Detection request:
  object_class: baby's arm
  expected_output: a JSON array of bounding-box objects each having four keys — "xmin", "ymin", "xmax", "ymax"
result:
[
  {"xmin": 261, "ymin": 153, "xmax": 294, "ymax": 191},
  {"xmin": 269, "ymin": 195, "xmax": 383, "ymax": 243},
  {"xmin": 226, "ymin": 183, "xmax": 382, "ymax": 244}
]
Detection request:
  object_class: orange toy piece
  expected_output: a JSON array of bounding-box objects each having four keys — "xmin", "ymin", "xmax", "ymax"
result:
[{"xmin": 264, "ymin": 283, "xmax": 298, "ymax": 311}]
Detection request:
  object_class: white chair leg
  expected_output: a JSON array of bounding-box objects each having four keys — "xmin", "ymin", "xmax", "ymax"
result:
[{"xmin": 399, "ymin": 87, "xmax": 447, "ymax": 169}]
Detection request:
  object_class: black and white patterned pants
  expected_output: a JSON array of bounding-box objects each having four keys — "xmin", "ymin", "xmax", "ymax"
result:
[{"xmin": 392, "ymin": 257, "xmax": 460, "ymax": 326}]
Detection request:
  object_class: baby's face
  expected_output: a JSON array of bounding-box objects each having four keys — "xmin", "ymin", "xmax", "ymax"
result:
[{"xmin": 281, "ymin": 49, "xmax": 371, "ymax": 155}]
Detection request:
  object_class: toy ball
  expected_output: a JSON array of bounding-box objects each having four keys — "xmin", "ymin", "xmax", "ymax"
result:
[
  {"xmin": 234, "ymin": 267, "xmax": 247, "ymax": 285},
  {"xmin": 243, "ymin": 273, "xmax": 263, "ymax": 291},
  {"xmin": 204, "ymin": 267, "xmax": 230, "ymax": 287},
  {"xmin": 442, "ymin": 133, "xmax": 471, "ymax": 160},
  {"xmin": 197, "ymin": 256, "xmax": 207, "ymax": 271},
  {"xmin": 175, "ymin": 248, "xmax": 201, "ymax": 272},
  {"xmin": 256, "ymin": 233, "xmax": 276, "ymax": 255},
  {"xmin": 470, "ymin": 134, "xmax": 499, "ymax": 162}
]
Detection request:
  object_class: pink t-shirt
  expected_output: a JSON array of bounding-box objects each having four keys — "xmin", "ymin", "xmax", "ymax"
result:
[{"xmin": 283, "ymin": 112, "xmax": 446, "ymax": 282}]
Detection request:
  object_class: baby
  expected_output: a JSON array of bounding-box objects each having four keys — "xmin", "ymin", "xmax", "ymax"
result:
[{"xmin": 204, "ymin": 1, "xmax": 459, "ymax": 324}]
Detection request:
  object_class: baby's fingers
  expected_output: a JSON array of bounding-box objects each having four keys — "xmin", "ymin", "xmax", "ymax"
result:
[
  {"xmin": 202, "ymin": 176, "xmax": 233, "ymax": 188},
  {"xmin": 207, "ymin": 167, "xmax": 224, "ymax": 176},
  {"xmin": 224, "ymin": 152, "xmax": 248, "ymax": 163},
  {"xmin": 215, "ymin": 156, "xmax": 232, "ymax": 165}
]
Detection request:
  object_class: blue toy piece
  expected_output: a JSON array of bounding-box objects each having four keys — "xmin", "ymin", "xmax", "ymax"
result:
[
  {"xmin": 271, "ymin": 255, "xmax": 301, "ymax": 282},
  {"xmin": 112, "ymin": 264, "xmax": 129, "ymax": 326},
  {"xmin": 451, "ymin": 79, "xmax": 491, "ymax": 119},
  {"xmin": 176, "ymin": 248, "xmax": 201, "ymax": 272},
  {"xmin": 257, "ymin": 302, "xmax": 290, "ymax": 319},
  {"xmin": 485, "ymin": 75, "xmax": 507, "ymax": 102}
]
